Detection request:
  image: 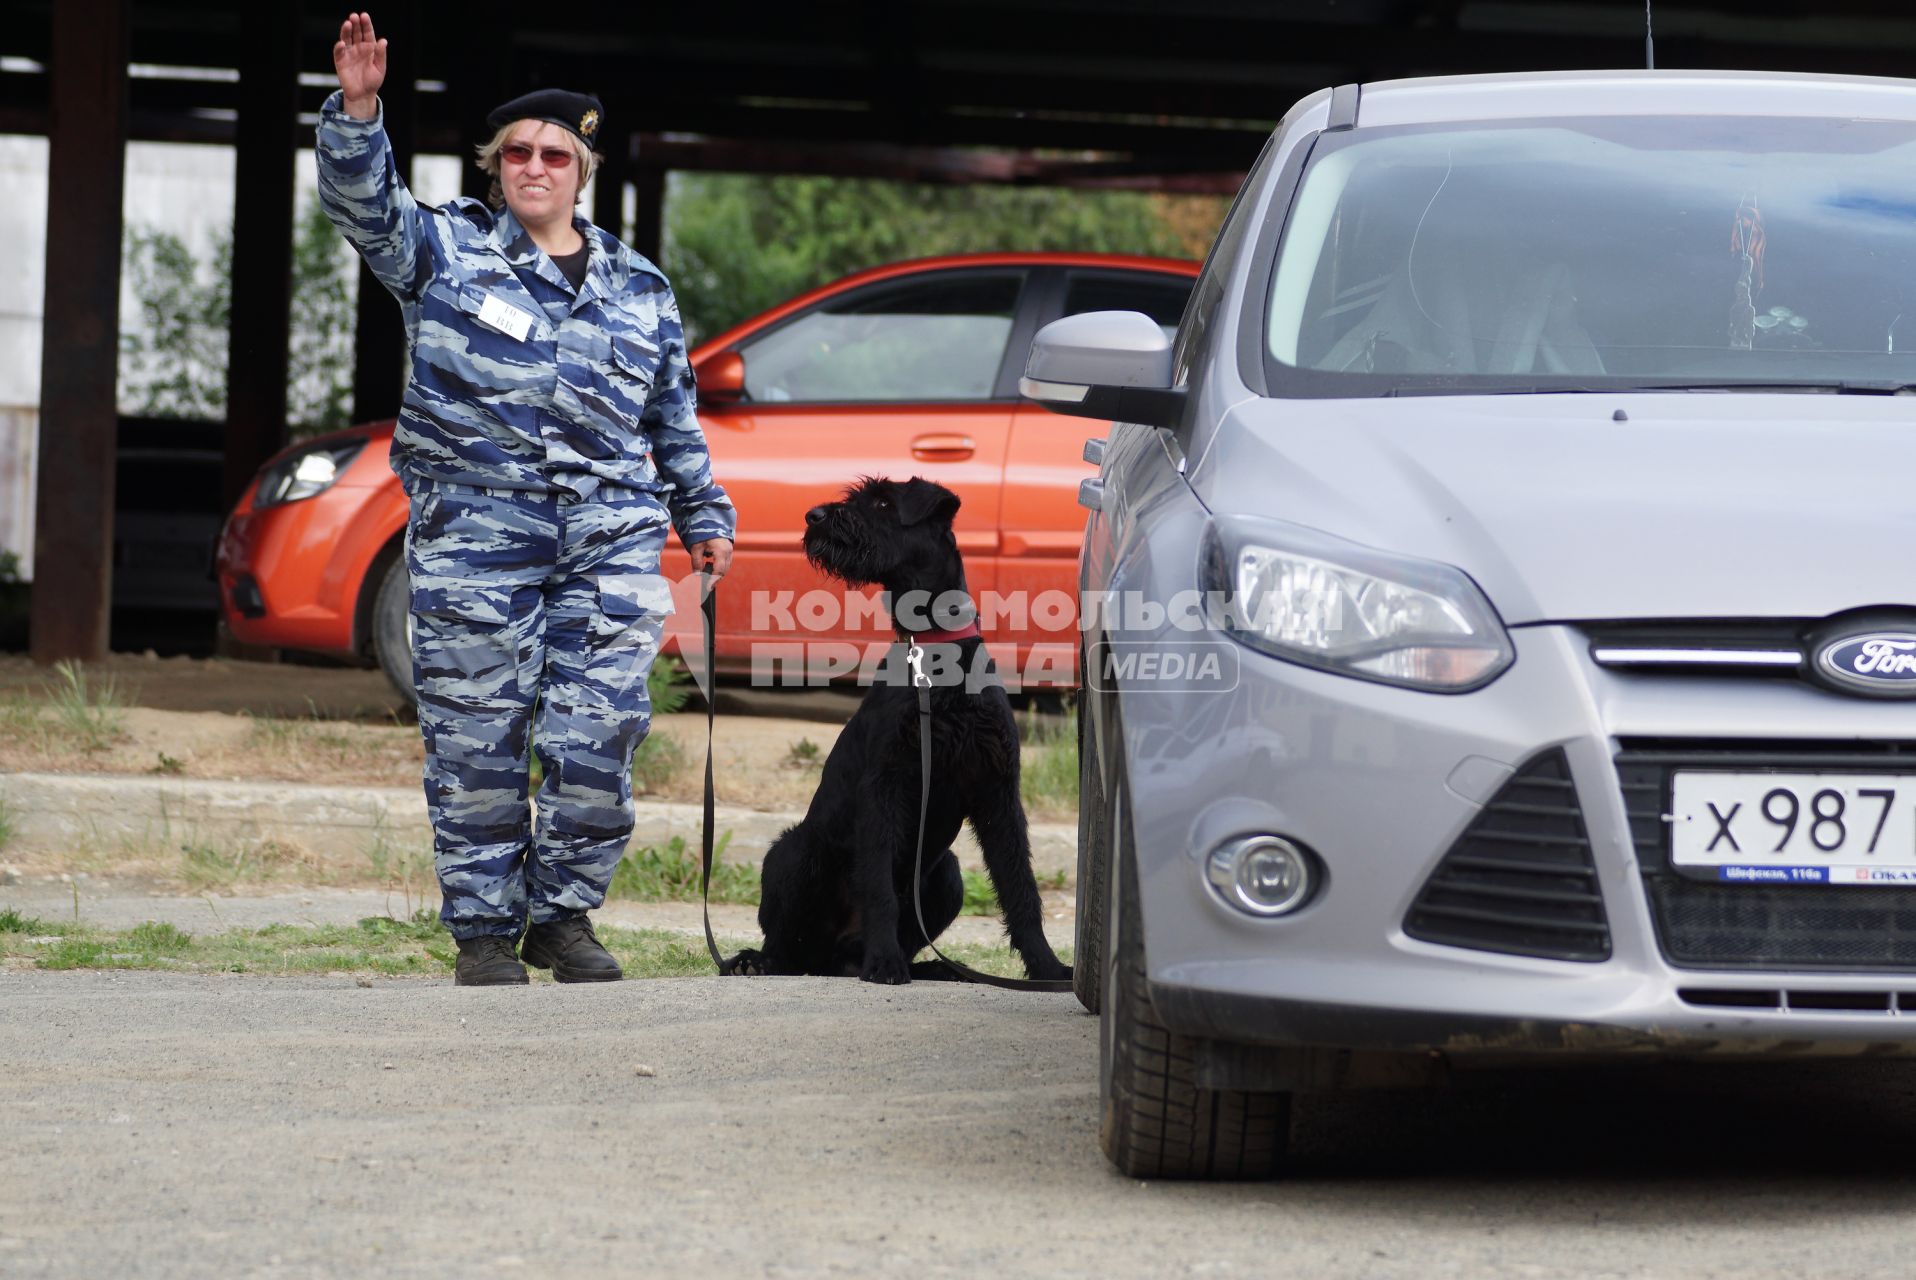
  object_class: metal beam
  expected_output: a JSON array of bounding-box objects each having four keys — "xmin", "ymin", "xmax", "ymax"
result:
[
  {"xmin": 223, "ymin": 0, "xmax": 300, "ymax": 507},
  {"xmin": 453, "ymin": 0, "xmax": 510, "ymax": 203},
  {"xmin": 626, "ymin": 133, "xmax": 1247, "ymax": 192},
  {"xmin": 32, "ymin": 0, "xmax": 128, "ymax": 663}
]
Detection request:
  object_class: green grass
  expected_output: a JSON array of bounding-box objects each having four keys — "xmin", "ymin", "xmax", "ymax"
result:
[
  {"xmin": 0, "ymin": 697, "xmax": 41, "ymax": 748},
  {"xmin": 0, "ymin": 793, "xmax": 14, "ymax": 852},
  {"xmin": 243, "ymin": 707, "xmax": 357, "ymax": 756},
  {"xmin": 0, "ymin": 910, "xmax": 760, "ymax": 979},
  {"xmin": 127, "ymin": 920, "xmax": 193, "ymax": 954},
  {"xmin": 0, "ymin": 659, "xmax": 129, "ymax": 758},
  {"xmin": 19, "ymin": 912, "xmax": 460, "ymax": 975},
  {"xmin": 43, "ymin": 659, "xmax": 127, "ymax": 753},
  {"xmin": 362, "ymin": 821, "xmax": 435, "ymax": 917},
  {"xmin": 179, "ymin": 838, "xmax": 309, "ymax": 891},
  {"xmin": 0, "ymin": 908, "xmax": 54, "ymax": 934},
  {"xmin": 922, "ymin": 940, "xmax": 1075, "ymax": 979},
  {"xmin": 1018, "ymin": 704, "xmax": 1079, "ymax": 816},
  {"xmin": 608, "ymin": 833, "xmax": 757, "ymax": 904},
  {"xmin": 959, "ymin": 867, "xmax": 1068, "ymax": 916},
  {"xmin": 648, "ymin": 654, "xmax": 695, "ymax": 716},
  {"xmin": 0, "ymin": 910, "xmax": 1068, "ymax": 982},
  {"xmin": 960, "ymin": 868, "xmax": 998, "ymax": 915}
]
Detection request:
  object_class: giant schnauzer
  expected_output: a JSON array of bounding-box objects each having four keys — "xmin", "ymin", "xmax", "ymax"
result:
[{"xmin": 725, "ymin": 476, "xmax": 1072, "ymax": 986}]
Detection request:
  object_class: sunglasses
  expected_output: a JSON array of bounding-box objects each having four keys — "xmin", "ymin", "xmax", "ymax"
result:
[{"xmin": 500, "ymin": 143, "xmax": 575, "ymax": 169}]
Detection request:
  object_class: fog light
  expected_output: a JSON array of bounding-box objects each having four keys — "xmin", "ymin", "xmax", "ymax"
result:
[
  {"xmin": 231, "ymin": 575, "xmax": 266, "ymax": 619},
  {"xmin": 1205, "ymin": 836, "xmax": 1312, "ymax": 917}
]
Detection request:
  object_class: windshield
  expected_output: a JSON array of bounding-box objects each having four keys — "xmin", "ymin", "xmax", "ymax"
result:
[{"xmin": 1265, "ymin": 116, "xmax": 1916, "ymax": 395}]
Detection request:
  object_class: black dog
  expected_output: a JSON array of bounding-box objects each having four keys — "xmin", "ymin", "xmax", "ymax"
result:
[{"xmin": 725, "ymin": 477, "xmax": 1072, "ymax": 986}]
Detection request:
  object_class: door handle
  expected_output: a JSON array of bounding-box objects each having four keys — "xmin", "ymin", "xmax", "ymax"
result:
[{"xmin": 911, "ymin": 434, "xmax": 975, "ymax": 461}]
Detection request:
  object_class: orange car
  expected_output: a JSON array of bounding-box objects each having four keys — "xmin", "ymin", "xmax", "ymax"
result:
[{"xmin": 216, "ymin": 252, "xmax": 1197, "ymax": 698}]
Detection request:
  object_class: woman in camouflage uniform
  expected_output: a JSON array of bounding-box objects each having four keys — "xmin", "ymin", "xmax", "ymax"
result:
[{"xmin": 321, "ymin": 12, "xmax": 736, "ymax": 985}]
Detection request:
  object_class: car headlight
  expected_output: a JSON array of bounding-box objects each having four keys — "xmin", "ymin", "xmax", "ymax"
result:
[
  {"xmin": 252, "ymin": 441, "xmax": 365, "ymax": 509},
  {"xmin": 1199, "ymin": 515, "xmax": 1513, "ymax": 692}
]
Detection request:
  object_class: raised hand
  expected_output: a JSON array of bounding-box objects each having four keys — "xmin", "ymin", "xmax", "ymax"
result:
[{"xmin": 333, "ymin": 12, "xmax": 387, "ymax": 119}]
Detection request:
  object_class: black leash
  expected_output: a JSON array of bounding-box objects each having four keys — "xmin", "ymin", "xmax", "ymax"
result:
[
  {"xmin": 905, "ymin": 642, "xmax": 1074, "ymax": 994},
  {"xmin": 697, "ymin": 569, "xmax": 725, "ymax": 973}
]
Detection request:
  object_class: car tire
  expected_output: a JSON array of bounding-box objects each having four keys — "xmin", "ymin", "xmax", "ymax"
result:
[
  {"xmin": 1073, "ymin": 684, "xmax": 1108, "ymax": 1015},
  {"xmin": 372, "ymin": 555, "xmax": 416, "ymax": 708},
  {"xmin": 1098, "ymin": 741, "xmax": 1291, "ymax": 1181}
]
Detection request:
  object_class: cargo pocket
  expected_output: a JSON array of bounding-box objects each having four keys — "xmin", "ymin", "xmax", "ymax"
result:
[
  {"xmin": 609, "ymin": 333, "xmax": 660, "ymax": 396},
  {"xmin": 595, "ymin": 572, "xmax": 673, "ymax": 627},
  {"xmin": 409, "ymin": 581, "xmax": 532, "ymax": 698},
  {"xmin": 590, "ymin": 573, "xmax": 672, "ymax": 699}
]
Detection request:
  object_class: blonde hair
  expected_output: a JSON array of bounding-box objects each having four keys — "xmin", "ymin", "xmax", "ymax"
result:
[{"xmin": 474, "ymin": 121, "xmax": 601, "ymax": 210}]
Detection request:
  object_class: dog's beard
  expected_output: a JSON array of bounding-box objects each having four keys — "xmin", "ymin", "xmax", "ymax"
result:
[{"xmin": 802, "ymin": 514, "xmax": 887, "ymax": 587}]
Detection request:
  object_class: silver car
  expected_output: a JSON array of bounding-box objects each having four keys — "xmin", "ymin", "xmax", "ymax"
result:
[{"xmin": 1025, "ymin": 70, "xmax": 1916, "ymax": 1180}]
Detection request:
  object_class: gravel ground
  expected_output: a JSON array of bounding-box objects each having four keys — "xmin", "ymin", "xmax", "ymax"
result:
[{"xmin": 9, "ymin": 971, "xmax": 1916, "ymax": 1278}]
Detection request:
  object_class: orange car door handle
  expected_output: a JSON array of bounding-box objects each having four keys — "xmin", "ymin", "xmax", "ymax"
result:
[{"xmin": 910, "ymin": 434, "xmax": 975, "ymax": 461}]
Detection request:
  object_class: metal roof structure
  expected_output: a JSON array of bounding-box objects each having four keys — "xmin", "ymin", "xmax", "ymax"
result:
[{"xmin": 9, "ymin": 0, "xmax": 1916, "ymax": 660}]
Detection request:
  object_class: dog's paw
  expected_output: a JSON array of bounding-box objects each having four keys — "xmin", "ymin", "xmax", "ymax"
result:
[
  {"xmin": 1025, "ymin": 956, "xmax": 1072, "ymax": 983},
  {"xmin": 860, "ymin": 950, "xmax": 912, "ymax": 986},
  {"xmin": 721, "ymin": 948, "xmax": 767, "ymax": 977}
]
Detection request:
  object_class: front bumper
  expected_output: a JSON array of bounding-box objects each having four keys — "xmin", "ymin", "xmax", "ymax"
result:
[
  {"xmin": 215, "ymin": 482, "xmax": 401, "ymax": 656},
  {"xmin": 1118, "ymin": 623, "xmax": 1916, "ymax": 1058}
]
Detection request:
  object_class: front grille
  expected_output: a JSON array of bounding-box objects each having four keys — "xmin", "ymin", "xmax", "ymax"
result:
[
  {"xmin": 1619, "ymin": 739, "xmax": 1916, "ymax": 971},
  {"xmin": 1677, "ymin": 987, "xmax": 1909, "ymax": 1013},
  {"xmin": 1583, "ymin": 619, "xmax": 1807, "ymax": 679},
  {"xmin": 1404, "ymin": 749, "xmax": 1610, "ymax": 962}
]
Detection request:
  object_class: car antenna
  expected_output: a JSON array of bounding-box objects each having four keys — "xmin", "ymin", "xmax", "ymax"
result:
[{"xmin": 1645, "ymin": 0, "xmax": 1655, "ymax": 69}]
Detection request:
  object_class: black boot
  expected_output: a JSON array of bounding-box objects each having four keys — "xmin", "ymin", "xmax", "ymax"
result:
[
  {"xmin": 454, "ymin": 935, "xmax": 529, "ymax": 986},
  {"xmin": 521, "ymin": 916, "xmax": 622, "ymax": 983}
]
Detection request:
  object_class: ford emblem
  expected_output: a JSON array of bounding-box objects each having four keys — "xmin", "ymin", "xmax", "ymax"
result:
[{"xmin": 1815, "ymin": 632, "xmax": 1916, "ymax": 697}]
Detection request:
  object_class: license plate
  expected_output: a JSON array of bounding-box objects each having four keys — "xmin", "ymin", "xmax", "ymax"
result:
[{"xmin": 1671, "ymin": 772, "xmax": 1916, "ymax": 884}]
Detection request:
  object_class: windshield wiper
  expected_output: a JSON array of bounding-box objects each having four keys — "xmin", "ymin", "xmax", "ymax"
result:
[
  {"xmin": 1645, "ymin": 381, "xmax": 1916, "ymax": 394},
  {"xmin": 1379, "ymin": 381, "xmax": 1916, "ymax": 397},
  {"xmin": 1378, "ymin": 385, "xmax": 1602, "ymax": 397}
]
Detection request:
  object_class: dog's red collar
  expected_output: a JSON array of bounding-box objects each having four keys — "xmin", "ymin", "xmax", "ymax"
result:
[{"xmin": 898, "ymin": 621, "xmax": 982, "ymax": 645}]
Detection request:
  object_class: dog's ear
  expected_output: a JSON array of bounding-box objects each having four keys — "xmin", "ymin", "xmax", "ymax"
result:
[{"xmin": 896, "ymin": 478, "xmax": 960, "ymax": 527}]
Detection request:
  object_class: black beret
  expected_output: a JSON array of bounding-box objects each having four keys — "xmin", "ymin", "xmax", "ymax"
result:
[{"xmin": 486, "ymin": 89, "xmax": 604, "ymax": 149}]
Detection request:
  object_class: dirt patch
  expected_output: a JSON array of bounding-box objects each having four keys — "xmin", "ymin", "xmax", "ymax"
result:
[
  {"xmin": 0, "ymin": 701, "xmax": 847, "ymax": 812},
  {"xmin": 0, "ymin": 652, "xmax": 406, "ymax": 720},
  {"xmin": 0, "ymin": 653, "xmax": 1077, "ymax": 818}
]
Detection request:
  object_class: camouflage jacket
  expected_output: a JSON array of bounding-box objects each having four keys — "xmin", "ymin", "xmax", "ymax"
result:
[{"xmin": 315, "ymin": 92, "xmax": 735, "ymax": 553}]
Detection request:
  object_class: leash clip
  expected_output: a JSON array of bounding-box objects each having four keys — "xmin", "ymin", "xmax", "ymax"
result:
[{"xmin": 906, "ymin": 641, "xmax": 930, "ymax": 689}]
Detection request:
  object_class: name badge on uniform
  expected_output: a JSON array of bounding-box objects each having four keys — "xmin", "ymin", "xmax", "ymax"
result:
[{"xmin": 477, "ymin": 293, "xmax": 535, "ymax": 342}]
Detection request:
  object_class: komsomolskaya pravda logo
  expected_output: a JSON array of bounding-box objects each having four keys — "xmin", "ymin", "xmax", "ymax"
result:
[{"xmin": 1815, "ymin": 631, "xmax": 1916, "ymax": 696}]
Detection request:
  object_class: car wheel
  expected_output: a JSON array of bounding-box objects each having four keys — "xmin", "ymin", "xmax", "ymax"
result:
[
  {"xmin": 372, "ymin": 555, "xmax": 416, "ymax": 708},
  {"xmin": 1098, "ymin": 739, "xmax": 1291, "ymax": 1181},
  {"xmin": 1073, "ymin": 683, "xmax": 1108, "ymax": 1014}
]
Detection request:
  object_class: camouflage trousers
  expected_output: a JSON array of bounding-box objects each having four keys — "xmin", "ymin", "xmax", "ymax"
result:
[{"xmin": 407, "ymin": 481, "xmax": 673, "ymax": 940}]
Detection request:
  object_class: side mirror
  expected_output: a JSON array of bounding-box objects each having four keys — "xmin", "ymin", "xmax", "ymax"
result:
[
  {"xmin": 698, "ymin": 350, "xmax": 746, "ymax": 407},
  {"xmin": 1020, "ymin": 310, "xmax": 1185, "ymax": 429}
]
